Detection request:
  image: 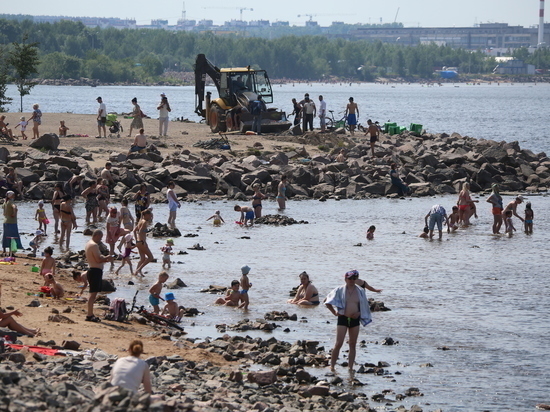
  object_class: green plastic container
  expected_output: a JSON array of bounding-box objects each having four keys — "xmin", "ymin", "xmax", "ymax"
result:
[
  {"xmin": 399, "ymin": 126, "xmax": 407, "ymax": 133},
  {"xmin": 31, "ymin": 266, "xmax": 39, "ymax": 273},
  {"xmin": 384, "ymin": 122, "xmax": 397, "ymax": 133},
  {"xmin": 388, "ymin": 125, "xmax": 400, "ymax": 135},
  {"xmin": 409, "ymin": 123, "xmax": 423, "ymax": 134}
]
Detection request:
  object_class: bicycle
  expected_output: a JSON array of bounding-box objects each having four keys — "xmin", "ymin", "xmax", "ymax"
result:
[{"xmin": 324, "ymin": 111, "xmax": 366, "ymax": 133}]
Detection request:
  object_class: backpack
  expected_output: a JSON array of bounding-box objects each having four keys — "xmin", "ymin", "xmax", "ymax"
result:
[
  {"xmin": 105, "ymin": 298, "xmax": 128, "ymax": 322},
  {"xmin": 250, "ymin": 100, "xmax": 262, "ymax": 116}
]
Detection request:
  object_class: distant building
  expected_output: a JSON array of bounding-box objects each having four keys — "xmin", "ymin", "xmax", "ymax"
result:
[
  {"xmin": 271, "ymin": 21, "xmax": 289, "ymax": 27},
  {"xmin": 249, "ymin": 20, "xmax": 270, "ymax": 27},
  {"xmin": 494, "ymin": 59, "xmax": 536, "ymax": 75}
]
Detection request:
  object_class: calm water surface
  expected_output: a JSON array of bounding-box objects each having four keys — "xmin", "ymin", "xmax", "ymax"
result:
[
  {"xmin": 11, "ymin": 194, "xmax": 550, "ymax": 411},
  {"xmin": 5, "ymin": 82, "xmax": 550, "ymax": 154}
]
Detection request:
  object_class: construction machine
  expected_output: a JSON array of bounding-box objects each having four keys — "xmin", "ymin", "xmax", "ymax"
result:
[{"xmin": 194, "ymin": 54, "xmax": 291, "ymax": 133}]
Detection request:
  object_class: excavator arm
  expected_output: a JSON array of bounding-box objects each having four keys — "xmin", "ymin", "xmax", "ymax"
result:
[{"xmin": 194, "ymin": 54, "xmax": 222, "ymax": 117}]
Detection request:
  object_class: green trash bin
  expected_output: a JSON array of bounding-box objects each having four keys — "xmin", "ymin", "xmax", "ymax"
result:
[
  {"xmin": 409, "ymin": 123, "xmax": 423, "ymax": 134},
  {"xmin": 399, "ymin": 126, "xmax": 407, "ymax": 133},
  {"xmin": 388, "ymin": 125, "xmax": 400, "ymax": 135},
  {"xmin": 384, "ymin": 122, "xmax": 397, "ymax": 133}
]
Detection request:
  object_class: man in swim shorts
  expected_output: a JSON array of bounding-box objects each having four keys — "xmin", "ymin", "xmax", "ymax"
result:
[
  {"xmin": 365, "ymin": 119, "xmax": 379, "ymax": 157},
  {"xmin": 234, "ymin": 205, "xmax": 255, "ymax": 226},
  {"xmin": 424, "ymin": 204, "xmax": 450, "ymax": 240},
  {"xmin": 325, "ymin": 270, "xmax": 375, "ymax": 372},
  {"xmin": 345, "ymin": 97, "xmax": 359, "ymax": 136},
  {"xmin": 85, "ymin": 230, "xmax": 115, "ymax": 322}
]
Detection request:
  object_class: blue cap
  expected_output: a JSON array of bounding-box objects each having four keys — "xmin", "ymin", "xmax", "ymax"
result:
[{"xmin": 165, "ymin": 292, "xmax": 175, "ymax": 301}]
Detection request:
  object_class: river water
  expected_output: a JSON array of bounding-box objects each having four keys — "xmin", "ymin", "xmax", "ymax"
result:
[
  {"xmin": 3, "ymin": 83, "xmax": 549, "ymax": 410},
  {"xmin": 4, "ymin": 82, "xmax": 550, "ymax": 155}
]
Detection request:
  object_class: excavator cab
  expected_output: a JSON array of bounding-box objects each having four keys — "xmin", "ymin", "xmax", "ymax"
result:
[{"xmin": 219, "ymin": 70, "xmax": 274, "ymax": 107}]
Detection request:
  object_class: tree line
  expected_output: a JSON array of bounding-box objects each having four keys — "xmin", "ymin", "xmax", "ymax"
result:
[{"xmin": 1, "ymin": 18, "xmax": 549, "ymax": 93}]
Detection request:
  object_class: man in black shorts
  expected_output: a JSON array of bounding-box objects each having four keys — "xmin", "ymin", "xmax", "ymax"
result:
[
  {"xmin": 325, "ymin": 270, "xmax": 379, "ymax": 372},
  {"xmin": 366, "ymin": 119, "xmax": 379, "ymax": 158},
  {"xmin": 84, "ymin": 230, "xmax": 115, "ymax": 322}
]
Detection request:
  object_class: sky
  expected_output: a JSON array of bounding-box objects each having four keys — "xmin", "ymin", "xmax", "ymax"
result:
[{"xmin": 2, "ymin": 0, "xmax": 544, "ymax": 28}]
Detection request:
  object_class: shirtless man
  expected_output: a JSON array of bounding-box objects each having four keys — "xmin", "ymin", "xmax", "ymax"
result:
[
  {"xmin": 215, "ymin": 280, "xmax": 245, "ymax": 307},
  {"xmin": 85, "ymin": 230, "xmax": 115, "ymax": 322},
  {"xmin": 503, "ymin": 195, "xmax": 525, "ymax": 225},
  {"xmin": 345, "ymin": 97, "xmax": 359, "ymax": 136},
  {"xmin": 365, "ymin": 119, "xmax": 379, "ymax": 157},
  {"xmin": 128, "ymin": 129, "xmax": 147, "ymax": 155},
  {"xmin": 100, "ymin": 162, "xmax": 115, "ymax": 187},
  {"xmin": 325, "ymin": 270, "xmax": 376, "ymax": 372}
]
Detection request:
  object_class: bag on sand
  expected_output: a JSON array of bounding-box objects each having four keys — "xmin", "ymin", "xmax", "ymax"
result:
[
  {"xmin": 104, "ymin": 298, "xmax": 128, "ymax": 322},
  {"xmin": 10, "ymin": 238, "xmax": 17, "ymax": 253}
]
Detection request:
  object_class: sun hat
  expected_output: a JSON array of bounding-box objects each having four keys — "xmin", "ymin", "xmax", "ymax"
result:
[
  {"xmin": 165, "ymin": 292, "xmax": 175, "ymax": 301},
  {"xmin": 241, "ymin": 265, "xmax": 251, "ymax": 275},
  {"xmin": 38, "ymin": 200, "xmax": 44, "ymax": 206},
  {"xmin": 124, "ymin": 233, "xmax": 133, "ymax": 241},
  {"xmin": 167, "ymin": 238, "xmax": 174, "ymax": 245},
  {"xmin": 35, "ymin": 230, "xmax": 43, "ymax": 236},
  {"xmin": 6, "ymin": 191, "xmax": 15, "ymax": 198},
  {"xmin": 345, "ymin": 270, "xmax": 359, "ymax": 279}
]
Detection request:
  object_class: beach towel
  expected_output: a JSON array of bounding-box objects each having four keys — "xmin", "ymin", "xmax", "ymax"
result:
[{"xmin": 324, "ymin": 285, "xmax": 372, "ymax": 326}]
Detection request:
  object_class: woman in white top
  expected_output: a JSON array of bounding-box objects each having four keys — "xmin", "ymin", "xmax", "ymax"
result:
[
  {"xmin": 111, "ymin": 340, "xmax": 152, "ymax": 394},
  {"xmin": 166, "ymin": 180, "xmax": 180, "ymax": 228},
  {"xmin": 157, "ymin": 93, "xmax": 171, "ymax": 137}
]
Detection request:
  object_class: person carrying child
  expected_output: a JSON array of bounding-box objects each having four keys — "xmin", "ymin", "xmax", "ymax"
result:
[
  {"xmin": 39, "ymin": 246, "xmax": 56, "ymax": 280},
  {"xmin": 240, "ymin": 265, "xmax": 253, "ymax": 310},
  {"xmin": 29, "ymin": 230, "xmax": 44, "ymax": 255},
  {"xmin": 234, "ymin": 205, "xmax": 254, "ymax": 227},
  {"xmin": 35, "ymin": 200, "xmax": 49, "ymax": 234},
  {"xmin": 14, "ymin": 116, "xmax": 28, "ymax": 140},
  {"xmin": 206, "ymin": 210, "xmax": 225, "ymax": 226},
  {"xmin": 149, "ymin": 271, "xmax": 169, "ymax": 314},
  {"xmin": 115, "ymin": 233, "xmax": 137, "ymax": 276},
  {"xmin": 162, "ymin": 292, "xmax": 185, "ymax": 320},
  {"xmin": 524, "ymin": 202, "xmax": 534, "ymax": 234},
  {"xmin": 59, "ymin": 120, "xmax": 69, "ymax": 137},
  {"xmin": 161, "ymin": 239, "xmax": 174, "ymax": 269},
  {"xmin": 214, "ymin": 280, "xmax": 245, "ymax": 307}
]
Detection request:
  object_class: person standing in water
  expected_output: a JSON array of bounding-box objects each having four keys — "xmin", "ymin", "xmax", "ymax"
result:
[
  {"xmin": 277, "ymin": 175, "xmax": 288, "ymax": 210},
  {"xmin": 486, "ymin": 183, "xmax": 504, "ymax": 234}
]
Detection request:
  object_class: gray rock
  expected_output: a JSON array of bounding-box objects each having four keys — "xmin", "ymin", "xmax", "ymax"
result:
[
  {"xmin": 30, "ymin": 133, "xmax": 60, "ymax": 150},
  {"xmin": 48, "ymin": 156, "xmax": 80, "ymax": 169},
  {"xmin": 175, "ymin": 175, "xmax": 215, "ymax": 193},
  {"xmin": 16, "ymin": 167, "xmax": 40, "ymax": 184},
  {"xmin": 0, "ymin": 147, "xmax": 9, "ymax": 163}
]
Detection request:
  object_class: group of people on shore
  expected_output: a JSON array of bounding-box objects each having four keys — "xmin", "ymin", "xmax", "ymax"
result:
[{"xmin": 1, "ymin": 104, "xmax": 43, "ymax": 142}]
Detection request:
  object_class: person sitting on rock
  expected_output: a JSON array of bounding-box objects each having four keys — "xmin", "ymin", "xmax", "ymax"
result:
[
  {"xmin": 128, "ymin": 128, "xmax": 147, "ymax": 155},
  {"xmin": 111, "ymin": 340, "xmax": 152, "ymax": 394},
  {"xmin": 234, "ymin": 205, "xmax": 254, "ymax": 226},
  {"xmin": 161, "ymin": 292, "xmax": 185, "ymax": 320},
  {"xmin": 215, "ymin": 280, "xmax": 245, "ymax": 307},
  {"xmin": 0, "ymin": 115, "xmax": 15, "ymax": 141}
]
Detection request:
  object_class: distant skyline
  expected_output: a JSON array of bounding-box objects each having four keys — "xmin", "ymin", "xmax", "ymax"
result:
[{"xmin": 2, "ymin": 0, "xmax": 546, "ymax": 28}]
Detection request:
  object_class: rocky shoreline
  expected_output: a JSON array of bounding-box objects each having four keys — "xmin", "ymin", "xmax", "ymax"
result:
[{"xmin": 2, "ymin": 128, "xmax": 548, "ymax": 203}]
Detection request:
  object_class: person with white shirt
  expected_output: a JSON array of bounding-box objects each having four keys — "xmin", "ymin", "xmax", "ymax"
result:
[
  {"xmin": 111, "ymin": 340, "xmax": 152, "ymax": 394},
  {"xmin": 318, "ymin": 95, "xmax": 327, "ymax": 133},
  {"xmin": 157, "ymin": 93, "xmax": 171, "ymax": 137},
  {"xmin": 96, "ymin": 97, "xmax": 107, "ymax": 138}
]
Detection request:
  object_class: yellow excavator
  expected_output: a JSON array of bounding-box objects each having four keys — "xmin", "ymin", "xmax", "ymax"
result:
[{"xmin": 194, "ymin": 54, "xmax": 291, "ymax": 133}]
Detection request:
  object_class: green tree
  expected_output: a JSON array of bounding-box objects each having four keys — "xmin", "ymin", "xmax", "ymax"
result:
[{"xmin": 8, "ymin": 33, "xmax": 40, "ymax": 112}]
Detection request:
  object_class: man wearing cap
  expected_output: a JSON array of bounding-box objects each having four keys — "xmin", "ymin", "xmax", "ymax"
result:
[
  {"xmin": 325, "ymin": 270, "xmax": 378, "ymax": 372},
  {"xmin": 503, "ymin": 195, "xmax": 525, "ymax": 224},
  {"xmin": 97, "ymin": 97, "xmax": 107, "ymax": 138}
]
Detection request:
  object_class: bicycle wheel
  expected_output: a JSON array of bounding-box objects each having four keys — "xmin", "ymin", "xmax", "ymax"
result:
[{"xmin": 325, "ymin": 117, "xmax": 334, "ymax": 130}]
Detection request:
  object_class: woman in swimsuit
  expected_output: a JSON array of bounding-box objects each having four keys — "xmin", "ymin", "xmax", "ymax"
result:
[
  {"xmin": 457, "ymin": 182, "xmax": 475, "ymax": 227},
  {"xmin": 277, "ymin": 175, "xmax": 288, "ymax": 211},
  {"xmin": 133, "ymin": 184, "xmax": 150, "ymax": 220},
  {"xmin": 59, "ymin": 195, "xmax": 77, "ymax": 249},
  {"xmin": 119, "ymin": 197, "xmax": 135, "ymax": 231},
  {"xmin": 29, "ymin": 103, "xmax": 42, "ymax": 140},
  {"xmin": 251, "ymin": 184, "xmax": 267, "ymax": 218},
  {"xmin": 485, "ymin": 183, "xmax": 504, "ymax": 234},
  {"xmin": 106, "ymin": 207, "xmax": 127, "ymax": 256},
  {"xmin": 81, "ymin": 181, "xmax": 98, "ymax": 224},
  {"xmin": 51, "ymin": 183, "xmax": 65, "ymax": 234},
  {"xmin": 39, "ymin": 246, "xmax": 56, "ymax": 281},
  {"xmin": 288, "ymin": 273, "xmax": 319, "ymax": 306},
  {"xmin": 133, "ymin": 208, "xmax": 154, "ymax": 277},
  {"xmin": 96, "ymin": 178, "xmax": 110, "ymax": 219}
]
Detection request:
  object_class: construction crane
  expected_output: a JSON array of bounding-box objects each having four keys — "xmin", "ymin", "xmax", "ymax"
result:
[
  {"xmin": 203, "ymin": 7, "xmax": 253, "ymax": 21},
  {"xmin": 297, "ymin": 14, "xmax": 316, "ymax": 22},
  {"xmin": 394, "ymin": 7, "xmax": 400, "ymax": 23}
]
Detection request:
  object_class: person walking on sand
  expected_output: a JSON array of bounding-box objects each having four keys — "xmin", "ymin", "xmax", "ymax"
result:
[
  {"xmin": 14, "ymin": 116, "xmax": 28, "ymax": 140},
  {"xmin": 166, "ymin": 181, "xmax": 180, "ymax": 228},
  {"xmin": 128, "ymin": 97, "xmax": 143, "ymax": 137},
  {"xmin": 157, "ymin": 93, "xmax": 171, "ymax": 137},
  {"xmin": 345, "ymin": 97, "xmax": 359, "ymax": 136},
  {"xmin": 111, "ymin": 340, "xmax": 152, "ymax": 394},
  {"xmin": 29, "ymin": 104, "xmax": 42, "ymax": 139},
  {"xmin": 277, "ymin": 175, "xmax": 288, "ymax": 210},
  {"xmin": 96, "ymin": 97, "xmax": 107, "ymax": 138},
  {"xmin": 85, "ymin": 229, "xmax": 115, "ymax": 322},
  {"xmin": 134, "ymin": 208, "xmax": 154, "ymax": 277},
  {"xmin": 325, "ymin": 270, "xmax": 376, "ymax": 373},
  {"xmin": 486, "ymin": 183, "xmax": 504, "ymax": 234},
  {"xmin": 424, "ymin": 204, "xmax": 450, "ymax": 240}
]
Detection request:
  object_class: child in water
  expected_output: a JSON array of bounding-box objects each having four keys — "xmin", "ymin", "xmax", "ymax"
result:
[
  {"xmin": 59, "ymin": 120, "xmax": 69, "ymax": 137},
  {"xmin": 115, "ymin": 233, "xmax": 136, "ymax": 276},
  {"xmin": 29, "ymin": 230, "xmax": 44, "ymax": 255},
  {"xmin": 504, "ymin": 210, "xmax": 516, "ymax": 235},
  {"xmin": 366, "ymin": 225, "xmax": 376, "ymax": 240},
  {"xmin": 206, "ymin": 210, "xmax": 225, "ymax": 226},
  {"xmin": 215, "ymin": 280, "xmax": 245, "ymax": 307},
  {"xmin": 419, "ymin": 226, "xmax": 430, "ymax": 238},
  {"xmin": 240, "ymin": 265, "xmax": 252, "ymax": 310},
  {"xmin": 448, "ymin": 206, "xmax": 459, "ymax": 232},
  {"xmin": 162, "ymin": 292, "xmax": 185, "ymax": 320},
  {"xmin": 524, "ymin": 202, "xmax": 534, "ymax": 234},
  {"xmin": 161, "ymin": 239, "xmax": 174, "ymax": 269},
  {"xmin": 35, "ymin": 200, "xmax": 49, "ymax": 234},
  {"xmin": 149, "ymin": 271, "xmax": 169, "ymax": 314}
]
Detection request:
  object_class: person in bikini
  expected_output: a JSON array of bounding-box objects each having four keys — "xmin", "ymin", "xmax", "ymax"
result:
[
  {"xmin": 277, "ymin": 175, "xmax": 288, "ymax": 210},
  {"xmin": 39, "ymin": 246, "xmax": 56, "ymax": 281},
  {"xmin": 524, "ymin": 202, "xmax": 534, "ymax": 234},
  {"xmin": 288, "ymin": 272, "xmax": 319, "ymax": 306},
  {"xmin": 133, "ymin": 208, "xmax": 154, "ymax": 277},
  {"xmin": 59, "ymin": 195, "xmax": 77, "ymax": 249},
  {"xmin": 51, "ymin": 183, "xmax": 65, "ymax": 234},
  {"xmin": 35, "ymin": 200, "xmax": 49, "ymax": 235},
  {"xmin": 325, "ymin": 270, "xmax": 378, "ymax": 373},
  {"xmin": 251, "ymin": 184, "xmax": 268, "ymax": 218},
  {"xmin": 206, "ymin": 210, "xmax": 224, "ymax": 226},
  {"xmin": 115, "ymin": 233, "xmax": 137, "ymax": 276}
]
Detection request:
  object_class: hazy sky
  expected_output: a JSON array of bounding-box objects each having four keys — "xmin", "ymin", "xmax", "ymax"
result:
[{"xmin": 3, "ymin": 0, "xmax": 544, "ymax": 28}]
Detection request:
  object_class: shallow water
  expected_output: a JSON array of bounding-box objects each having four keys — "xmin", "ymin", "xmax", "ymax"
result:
[
  {"xmin": 9, "ymin": 194, "xmax": 550, "ymax": 411},
  {"xmin": 5, "ymin": 82, "xmax": 550, "ymax": 154}
]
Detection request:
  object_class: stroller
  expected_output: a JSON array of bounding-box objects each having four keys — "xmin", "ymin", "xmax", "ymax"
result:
[{"xmin": 106, "ymin": 113, "xmax": 123, "ymax": 137}]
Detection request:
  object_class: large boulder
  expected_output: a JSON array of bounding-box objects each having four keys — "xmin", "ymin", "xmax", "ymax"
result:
[
  {"xmin": 222, "ymin": 170, "xmax": 243, "ymax": 188},
  {"xmin": 482, "ymin": 145, "xmax": 508, "ymax": 163},
  {"xmin": 26, "ymin": 182, "xmax": 56, "ymax": 200},
  {"xmin": 25, "ymin": 148, "xmax": 51, "ymax": 163},
  {"xmin": 56, "ymin": 166, "xmax": 74, "ymax": 182},
  {"xmin": 48, "ymin": 156, "xmax": 80, "ymax": 169},
  {"xmin": 241, "ymin": 169, "xmax": 271, "ymax": 186},
  {"xmin": 16, "ymin": 167, "xmax": 40, "ymax": 185},
  {"xmin": 30, "ymin": 134, "xmax": 60, "ymax": 150},
  {"xmin": 0, "ymin": 147, "xmax": 9, "ymax": 163},
  {"xmin": 175, "ymin": 175, "xmax": 215, "ymax": 193},
  {"xmin": 128, "ymin": 158, "xmax": 155, "ymax": 169}
]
